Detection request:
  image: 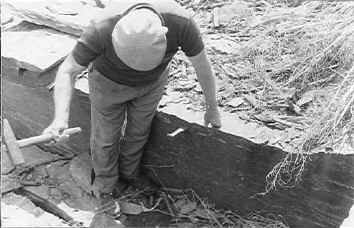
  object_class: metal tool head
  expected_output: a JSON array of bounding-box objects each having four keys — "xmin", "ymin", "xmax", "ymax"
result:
[{"xmin": 2, "ymin": 119, "xmax": 25, "ymax": 166}]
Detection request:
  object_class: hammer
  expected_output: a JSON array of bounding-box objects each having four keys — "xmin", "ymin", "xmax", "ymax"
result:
[{"xmin": 2, "ymin": 119, "xmax": 81, "ymax": 171}]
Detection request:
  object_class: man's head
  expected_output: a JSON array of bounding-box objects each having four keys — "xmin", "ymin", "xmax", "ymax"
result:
[{"xmin": 112, "ymin": 8, "xmax": 168, "ymax": 71}]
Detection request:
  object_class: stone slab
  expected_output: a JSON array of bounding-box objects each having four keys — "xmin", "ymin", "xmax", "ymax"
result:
[
  {"xmin": 2, "ymin": 74, "xmax": 354, "ymax": 228},
  {"xmin": 4, "ymin": 1, "xmax": 103, "ymax": 36},
  {"xmin": 2, "ymin": 26, "xmax": 76, "ymax": 72}
]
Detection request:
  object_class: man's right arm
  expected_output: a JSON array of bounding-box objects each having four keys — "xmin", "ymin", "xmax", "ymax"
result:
[
  {"xmin": 43, "ymin": 19, "xmax": 101, "ymax": 141},
  {"xmin": 43, "ymin": 53, "xmax": 86, "ymax": 140}
]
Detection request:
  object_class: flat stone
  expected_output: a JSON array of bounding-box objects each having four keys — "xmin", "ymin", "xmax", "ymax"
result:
[
  {"xmin": 2, "ymin": 80, "xmax": 79, "ymax": 157},
  {"xmin": 1, "ymin": 175, "xmax": 22, "ymax": 194},
  {"xmin": 4, "ymin": 1, "xmax": 102, "ymax": 36},
  {"xmin": 24, "ymin": 185, "xmax": 50, "ymax": 201},
  {"xmin": 21, "ymin": 145, "xmax": 58, "ymax": 166},
  {"xmin": 2, "ymin": 26, "xmax": 76, "ymax": 72},
  {"xmin": 218, "ymin": 0, "xmax": 254, "ymax": 24},
  {"xmin": 1, "ymin": 200, "xmax": 67, "ymax": 227},
  {"xmin": 46, "ymin": 159, "xmax": 97, "ymax": 211},
  {"xmin": 69, "ymin": 152, "xmax": 93, "ymax": 194},
  {"xmin": 2, "ymin": 193, "xmax": 45, "ymax": 218},
  {"xmin": 56, "ymin": 202, "xmax": 95, "ymax": 227},
  {"xmin": 89, "ymin": 213, "xmax": 125, "ymax": 228},
  {"xmin": 1, "ymin": 4, "xmax": 14, "ymax": 25},
  {"xmin": 205, "ymin": 35, "xmax": 241, "ymax": 55}
]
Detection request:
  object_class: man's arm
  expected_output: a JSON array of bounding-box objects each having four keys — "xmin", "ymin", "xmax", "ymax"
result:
[
  {"xmin": 43, "ymin": 53, "xmax": 86, "ymax": 139},
  {"xmin": 189, "ymin": 49, "xmax": 221, "ymax": 128}
]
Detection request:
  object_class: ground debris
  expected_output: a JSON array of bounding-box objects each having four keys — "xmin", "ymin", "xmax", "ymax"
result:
[
  {"xmin": 158, "ymin": 188, "xmax": 289, "ymax": 228},
  {"xmin": 103, "ymin": 186, "xmax": 289, "ymax": 228},
  {"xmin": 168, "ymin": 0, "xmax": 354, "ymax": 157}
]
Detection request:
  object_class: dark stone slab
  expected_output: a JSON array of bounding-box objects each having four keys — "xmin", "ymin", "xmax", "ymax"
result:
[
  {"xmin": 143, "ymin": 113, "xmax": 354, "ymax": 228},
  {"xmin": 2, "ymin": 75, "xmax": 354, "ymax": 228},
  {"xmin": 2, "ymin": 79, "xmax": 85, "ymax": 157}
]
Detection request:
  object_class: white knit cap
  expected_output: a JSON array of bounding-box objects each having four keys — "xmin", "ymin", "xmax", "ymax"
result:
[{"xmin": 112, "ymin": 8, "xmax": 168, "ymax": 71}]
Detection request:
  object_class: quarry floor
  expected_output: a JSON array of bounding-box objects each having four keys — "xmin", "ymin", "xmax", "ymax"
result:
[{"xmin": 2, "ymin": 78, "xmax": 354, "ymax": 227}]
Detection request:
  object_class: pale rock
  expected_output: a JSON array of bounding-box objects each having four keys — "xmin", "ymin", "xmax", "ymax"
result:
[
  {"xmin": 57, "ymin": 202, "xmax": 95, "ymax": 227},
  {"xmin": 2, "ymin": 27, "xmax": 76, "ymax": 72},
  {"xmin": 225, "ymin": 97, "xmax": 245, "ymax": 108},
  {"xmin": 340, "ymin": 204, "xmax": 354, "ymax": 228},
  {"xmin": 4, "ymin": 0, "xmax": 103, "ymax": 36},
  {"xmin": 218, "ymin": 0, "xmax": 254, "ymax": 25},
  {"xmin": 205, "ymin": 35, "xmax": 241, "ymax": 55},
  {"xmin": 1, "ymin": 201, "xmax": 66, "ymax": 227}
]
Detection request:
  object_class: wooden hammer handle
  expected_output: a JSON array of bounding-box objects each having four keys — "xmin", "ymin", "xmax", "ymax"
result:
[{"xmin": 17, "ymin": 127, "xmax": 82, "ymax": 148}]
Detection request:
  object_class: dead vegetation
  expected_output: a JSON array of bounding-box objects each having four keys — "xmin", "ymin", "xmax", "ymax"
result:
[
  {"xmin": 169, "ymin": 0, "xmax": 354, "ymax": 193},
  {"xmin": 165, "ymin": 189, "xmax": 289, "ymax": 228},
  {"xmin": 115, "ymin": 187, "xmax": 289, "ymax": 228},
  {"xmin": 247, "ymin": 1, "xmax": 354, "ymax": 192}
]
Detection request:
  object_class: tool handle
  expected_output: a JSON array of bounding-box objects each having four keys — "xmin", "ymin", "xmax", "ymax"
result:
[{"xmin": 17, "ymin": 127, "xmax": 82, "ymax": 148}]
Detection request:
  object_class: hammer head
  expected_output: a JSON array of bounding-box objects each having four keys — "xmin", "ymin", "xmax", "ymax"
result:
[{"xmin": 3, "ymin": 119, "xmax": 25, "ymax": 166}]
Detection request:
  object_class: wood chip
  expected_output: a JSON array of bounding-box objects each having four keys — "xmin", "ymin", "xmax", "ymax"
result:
[
  {"xmin": 168, "ymin": 128, "xmax": 185, "ymax": 137},
  {"xmin": 213, "ymin": 7, "xmax": 221, "ymax": 28}
]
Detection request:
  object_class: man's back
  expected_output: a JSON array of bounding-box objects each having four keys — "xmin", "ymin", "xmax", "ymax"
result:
[{"xmin": 73, "ymin": 0, "xmax": 204, "ymax": 86}]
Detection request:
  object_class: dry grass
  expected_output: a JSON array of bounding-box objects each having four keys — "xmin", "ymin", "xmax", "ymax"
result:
[
  {"xmin": 242, "ymin": 1, "xmax": 354, "ymax": 192},
  {"xmin": 161, "ymin": 188, "xmax": 289, "ymax": 228},
  {"xmin": 172, "ymin": 0, "xmax": 354, "ymax": 192},
  {"xmin": 300, "ymin": 66, "xmax": 354, "ymax": 152}
]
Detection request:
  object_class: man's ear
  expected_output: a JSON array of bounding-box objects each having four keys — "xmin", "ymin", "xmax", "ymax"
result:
[{"xmin": 161, "ymin": 26, "xmax": 169, "ymax": 34}]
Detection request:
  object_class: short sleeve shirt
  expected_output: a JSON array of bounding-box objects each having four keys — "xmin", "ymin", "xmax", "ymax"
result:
[{"xmin": 72, "ymin": 0, "xmax": 204, "ymax": 86}]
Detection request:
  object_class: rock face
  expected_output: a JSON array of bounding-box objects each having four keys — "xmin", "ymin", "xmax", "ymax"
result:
[{"xmin": 2, "ymin": 74, "xmax": 354, "ymax": 228}]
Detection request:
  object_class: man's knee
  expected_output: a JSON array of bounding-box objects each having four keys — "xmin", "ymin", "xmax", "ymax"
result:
[
  {"xmin": 124, "ymin": 118, "xmax": 152, "ymax": 142},
  {"xmin": 124, "ymin": 128, "xmax": 150, "ymax": 143}
]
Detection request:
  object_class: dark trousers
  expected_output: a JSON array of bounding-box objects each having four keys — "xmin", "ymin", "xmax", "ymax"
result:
[{"xmin": 88, "ymin": 69, "xmax": 168, "ymax": 194}]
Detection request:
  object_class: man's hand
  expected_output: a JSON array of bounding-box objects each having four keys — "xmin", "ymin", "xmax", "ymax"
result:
[
  {"xmin": 42, "ymin": 119, "xmax": 69, "ymax": 144},
  {"xmin": 204, "ymin": 107, "xmax": 221, "ymax": 128}
]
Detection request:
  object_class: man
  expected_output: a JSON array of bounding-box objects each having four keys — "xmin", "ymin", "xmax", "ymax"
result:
[{"xmin": 43, "ymin": 0, "xmax": 221, "ymax": 200}]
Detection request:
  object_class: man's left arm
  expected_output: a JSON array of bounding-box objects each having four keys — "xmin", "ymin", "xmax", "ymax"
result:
[{"xmin": 189, "ymin": 49, "xmax": 221, "ymax": 128}]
